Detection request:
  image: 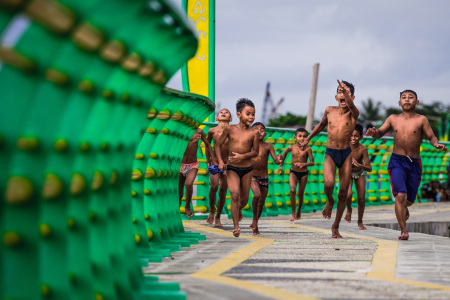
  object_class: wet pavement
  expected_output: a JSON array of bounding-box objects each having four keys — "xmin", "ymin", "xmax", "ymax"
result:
[{"xmin": 144, "ymin": 202, "xmax": 450, "ymax": 299}]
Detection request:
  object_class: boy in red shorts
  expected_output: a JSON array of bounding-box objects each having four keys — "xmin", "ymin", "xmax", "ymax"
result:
[{"xmin": 179, "ymin": 128, "xmax": 212, "ymax": 218}]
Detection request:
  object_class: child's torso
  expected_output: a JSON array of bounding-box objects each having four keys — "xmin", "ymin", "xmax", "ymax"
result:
[
  {"xmin": 290, "ymin": 145, "xmax": 309, "ymax": 172},
  {"xmin": 326, "ymin": 107, "xmax": 357, "ymax": 149},
  {"xmin": 212, "ymin": 127, "xmax": 229, "ymax": 161},
  {"xmin": 390, "ymin": 114, "xmax": 423, "ymax": 158},
  {"xmin": 252, "ymin": 142, "xmax": 271, "ymax": 176}
]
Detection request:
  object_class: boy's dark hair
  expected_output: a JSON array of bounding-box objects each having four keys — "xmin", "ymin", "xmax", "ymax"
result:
[
  {"xmin": 337, "ymin": 80, "xmax": 355, "ymax": 96},
  {"xmin": 354, "ymin": 123, "xmax": 363, "ymax": 136},
  {"xmin": 400, "ymin": 89, "xmax": 417, "ymax": 99},
  {"xmin": 252, "ymin": 122, "xmax": 265, "ymax": 129},
  {"xmin": 236, "ymin": 98, "xmax": 255, "ymax": 112},
  {"xmin": 295, "ymin": 127, "xmax": 308, "ymax": 135}
]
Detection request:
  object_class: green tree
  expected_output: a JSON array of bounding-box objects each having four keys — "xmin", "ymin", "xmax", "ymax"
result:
[
  {"xmin": 359, "ymin": 98, "xmax": 383, "ymax": 123},
  {"xmin": 267, "ymin": 112, "xmax": 307, "ymax": 127}
]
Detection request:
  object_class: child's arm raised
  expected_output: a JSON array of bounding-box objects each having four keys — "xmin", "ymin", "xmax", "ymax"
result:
[
  {"xmin": 205, "ymin": 129, "xmax": 216, "ymax": 166},
  {"xmin": 215, "ymin": 126, "xmax": 230, "ymax": 170},
  {"xmin": 337, "ymin": 79, "xmax": 359, "ymax": 118},
  {"xmin": 200, "ymin": 129, "xmax": 213, "ymax": 166},
  {"xmin": 422, "ymin": 116, "xmax": 448, "ymax": 151},
  {"xmin": 229, "ymin": 130, "xmax": 260, "ymax": 164},
  {"xmin": 277, "ymin": 146, "xmax": 292, "ymax": 175},
  {"xmin": 365, "ymin": 116, "xmax": 392, "ymax": 139},
  {"xmin": 300, "ymin": 110, "xmax": 329, "ymax": 149}
]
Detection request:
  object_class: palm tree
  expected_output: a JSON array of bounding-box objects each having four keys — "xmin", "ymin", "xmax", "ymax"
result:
[{"xmin": 359, "ymin": 98, "xmax": 383, "ymax": 124}]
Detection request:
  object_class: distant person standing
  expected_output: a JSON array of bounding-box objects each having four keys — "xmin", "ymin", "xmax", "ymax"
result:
[{"xmin": 447, "ymin": 161, "xmax": 450, "ymax": 190}]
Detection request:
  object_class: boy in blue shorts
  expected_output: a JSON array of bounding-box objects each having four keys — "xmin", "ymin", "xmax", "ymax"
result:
[
  {"xmin": 205, "ymin": 108, "xmax": 232, "ymax": 227},
  {"xmin": 366, "ymin": 90, "xmax": 447, "ymax": 240}
]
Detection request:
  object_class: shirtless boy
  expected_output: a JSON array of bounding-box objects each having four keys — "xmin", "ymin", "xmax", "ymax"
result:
[
  {"xmin": 179, "ymin": 128, "xmax": 213, "ymax": 218},
  {"xmin": 277, "ymin": 128, "xmax": 315, "ymax": 222},
  {"xmin": 205, "ymin": 108, "xmax": 232, "ymax": 227},
  {"xmin": 300, "ymin": 79, "xmax": 359, "ymax": 238},
  {"xmin": 366, "ymin": 90, "xmax": 447, "ymax": 240},
  {"xmin": 344, "ymin": 124, "xmax": 372, "ymax": 230},
  {"xmin": 215, "ymin": 98, "xmax": 260, "ymax": 237},
  {"xmin": 249, "ymin": 122, "xmax": 281, "ymax": 235}
]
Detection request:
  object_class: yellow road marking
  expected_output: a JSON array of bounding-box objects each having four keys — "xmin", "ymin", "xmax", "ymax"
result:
[
  {"xmin": 184, "ymin": 221, "xmax": 319, "ymax": 300},
  {"xmin": 278, "ymin": 221, "xmax": 450, "ymax": 291}
]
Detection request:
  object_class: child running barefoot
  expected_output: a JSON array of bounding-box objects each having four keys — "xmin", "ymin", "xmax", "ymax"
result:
[
  {"xmin": 215, "ymin": 98, "xmax": 260, "ymax": 237},
  {"xmin": 366, "ymin": 89, "xmax": 447, "ymax": 240},
  {"xmin": 344, "ymin": 124, "xmax": 372, "ymax": 230},
  {"xmin": 300, "ymin": 79, "xmax": 359, "ymax": 238},
  {"xmin": 205, "ymin": 108, "xmax": 232, "ymax": 227},
  {"xmin": 179, "ymin": 128, "xmax": 213, "ymax": 218},
  {"xmin": 249, "ymin": 122, "xmax": 282, "ymax": 235},
  {"xmin": 277, "ymin": 128, "xmax": 315, "ymax": 222}
]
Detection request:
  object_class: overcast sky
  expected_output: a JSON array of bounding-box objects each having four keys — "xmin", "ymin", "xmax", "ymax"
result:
[{"xmin": 167, "ymin": 0, "xmax": 450, "ymax": 123}]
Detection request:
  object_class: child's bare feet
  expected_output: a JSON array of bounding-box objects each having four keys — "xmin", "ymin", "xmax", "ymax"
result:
[
  {"xmin": 331, "ymin": 227, "xmax": 342, "ymax": 238},
  {"xmin": 344, "ymin": 209, "xmax": 352, "ymax": 223},
  {"xmin": 214, "ymin": 216, "xmax": 223, "ymax": 227},
  {"xmin": 249, "ymin": 222, "xmax": 256, "ymax": 230},
  {"xmin": 251, "ymin": 225, "xmax": 260, "ymax": 236},
  {"xmin": 406, "ymin": 207, "xmax": 410, "ymax": 221},
  {"xmin": 398, "ymin": 231, "xmax": 409, "ymax": 240},
  {"xmin": 232, "ymin": 228, "xmax": 241, "ymax": 237},
  {"xmin": 185, "ymin": 207, "xmax": 194, "ymax": 218},
  {"xmin": 289, "ymin": 214, "xmax": 296, "ymax": 222},
  {"xmin": 322, "ymin": 201, "xmax": 333, "ymax": 219},
  {"xmin": 358, "ymin": 222, "xmax": 367, "ymax": 230},
  {"xmin": 206, "ymin": 213, "xmax": 214, "ymax": 224}
]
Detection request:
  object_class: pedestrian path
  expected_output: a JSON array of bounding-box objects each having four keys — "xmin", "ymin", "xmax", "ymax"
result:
[{"xmin": 144, "ymin": 202, "xmax": 450, "ymax": 299}]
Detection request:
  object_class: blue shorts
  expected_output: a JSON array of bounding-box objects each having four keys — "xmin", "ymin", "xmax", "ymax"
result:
[{"xmin": 388, "ymin": 153, "xmax": 422, "ymax": 204}]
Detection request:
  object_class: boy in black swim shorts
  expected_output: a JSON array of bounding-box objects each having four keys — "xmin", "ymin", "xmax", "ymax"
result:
[
  {"xmin": 366, "ymin": 89, "xmax": 447, "ymax": 240},
  {"xmin": 278, "ymin": 128, "xmax": 315, "ymax": 222},
  {"xmin": 300, "ymin": 80, "xmax": 359, "ymax": 238},
  {"xmin": 214, "ymin": 98, "xmax": 260, "ymax": 237},
  {"xmin": 249, "ymin": 122, "xmax": 282, "ymax": 235}
]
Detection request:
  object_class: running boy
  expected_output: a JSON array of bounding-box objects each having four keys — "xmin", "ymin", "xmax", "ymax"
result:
[
  {"xmin": 205, "ymin": 108, "xmax": 232, "ymax": 227},
  {"xmin": 215, "ymin": 98, "xmax": 260, "ymax": 237},
  {"xmin": 300, "ymin": 79, "xmax": 359, "ymax": 238},
  {"xmin": 179, "ymin": 128, "xmax": 213, "ymax": 218},
  {"xmin": 277, "ymin": 128, "xmax": 315, "ymax": 222},
  {"xmin": 249, "ymin": 122, "xmax": 282, "ymax": 235},
  {"xmin": 344, "ymin": 124, "xmax": 372, "ymax": 230},
  {"xmin": 366, "ymin": 89, "xmax": 447, "ymax": 240}
]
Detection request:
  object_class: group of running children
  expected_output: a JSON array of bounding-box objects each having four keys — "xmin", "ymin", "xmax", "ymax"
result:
[{"xmin": 178, "ymin": 79, "xmax": 447, "ymax": 240}]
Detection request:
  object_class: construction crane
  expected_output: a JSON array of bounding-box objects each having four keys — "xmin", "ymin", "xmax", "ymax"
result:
[{"xmin": 262, "ymin": 82, "xmax": 284, "ymax": 124}]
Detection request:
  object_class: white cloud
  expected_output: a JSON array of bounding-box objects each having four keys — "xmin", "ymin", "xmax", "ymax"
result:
[{"xmin": 167, "ymin": 0, "xmax": 450, "ymax": 122}]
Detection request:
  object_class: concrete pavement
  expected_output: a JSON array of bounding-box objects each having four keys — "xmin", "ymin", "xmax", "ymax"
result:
[{"xmin": 144, "ymin": 202, "xmax": 450, "ymax": 299}]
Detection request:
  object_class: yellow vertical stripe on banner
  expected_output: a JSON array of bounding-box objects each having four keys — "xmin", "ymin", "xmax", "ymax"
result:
[{"xmin": 187, "ymin": 0, "xmax": 209, "ymax": 98}]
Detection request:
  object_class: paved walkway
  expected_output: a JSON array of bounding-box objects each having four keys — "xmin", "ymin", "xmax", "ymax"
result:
[{"xmin": 144, "ymin": 202, "xmax": 450, "ymax": 299}]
